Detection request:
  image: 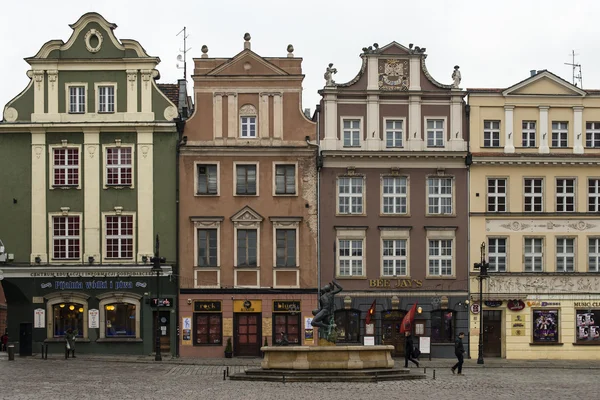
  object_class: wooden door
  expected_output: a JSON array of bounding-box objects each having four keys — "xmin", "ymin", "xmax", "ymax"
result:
[
  {"xmin": 483, "ymin": 310, "xmax": 502, "ymax": 357},
  {"xmin": 234, "ymin": 313, "xmax": 261, "ymax": 357},
  {"xmin": 381, "ymin": 310, "xmax": 405, "ymax": 357}
]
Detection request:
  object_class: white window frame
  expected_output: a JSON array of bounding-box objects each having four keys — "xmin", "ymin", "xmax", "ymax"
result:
[
  {"xmin": 426, "ymin": 176, "xmax": 454, "ymax": 215},
  {"xmin": 588, "ymin": 237, "xmax": 600, "ymax": 272},
  {"xmin": 335, "ymin": 228, "xmax": 366, "ymax": 278},
  {"xmin": 424, "ymin": 117, "xmax": 447, "ymax": 148},
  {"xmin": 272, "ymin": 162, "xmax": 298, "ymax": 196},
  {"xmin": 586, "ymin": 122, "xmax": 600, "ymax": 148},
  {"xmin": 240, "ymin": 116, "xmax": 257, "ymax": 138},
  {"xmin": 337, "ymin": 175, "xmax": 365, "ymax": 215},
  {"xmin": 97, "ymin": 293, "xmax": 142, "ymax": 339},
  {"xmin": 524, "ymin": 178, "xmax": 544, "ymax": 212},
  {"xmin": 380, "ymin": 228, "xmax": 410, "ymax": 277},
  {"xmin": 102, "ymin": 143, "xmax": 135, "ymax": 189},
  {"xmin": 551, "ymin": 121, "xmax": 568, "ymax": 148},
  {"xmin": 522, "ymin": 121, "xmax": 537, "ymax": 147},
  {"xmin": 483, "ymin": 120, "xmax": 501, "ymax": 147},
  {"xmin": 233, "ymin": 162, "xmax": 259, "ymax": 196},
  {"xmin": 194, "ymin": 161, "xmax": 220, "ymax": 196},
  {"xmin": 487, "ymin": 237, "xmax": 507, "ymax": 272},
  {"xmin": 384, "ymin": 118, "xmax": 405, "ymax": 148},
  {"xmin": 426, "ymin": 228, "xmax": 455, "ymax": 278},
  {"xmin": 340, "ymin": 117, "xmax": 362, "ymax": 148},
  {"xmin": 381, "ymin": 175, "xmax": 408, "ymax": 215},
  {"xmin": 524, "ymin": 237, "xmax": 544, "ymax": 272},
  {"xmin": 66, "ymin": 83, "xmax": 88, "ymax": 114},
  {"xmin": 101, "ymin": 211, "xmax": 136, "ymax": 263},
  {"xmin": 555, "ymin": 237, "xmax": 575, "ymax": 273},
  {"xmin": 555, "ymin": 178, "xmax": 576, "ymax": 212},
  {"xmin": 45, "ymin": 292, "xmax": 89, "ymax": 340},
  {"xmin": 48, "ymin": 143, "xmax": 82, "ymax": 190},
  {"xmin": 192, "ymin": 218, "xmax": 221, "ymax": 268},
  {"xmin": 487, "ymin": 177, "xmax": 507, "ymax": 213},
  {"xmin": 48, "ymin": 212, "xmax": 83, "ymax": 263},
  {"xmin": 588, "ymin": 179, "xmax": 600, "ymax": 212},
  {"xmin": 95, "ymin": 82, "xmax": 117, "ymax": 114}
]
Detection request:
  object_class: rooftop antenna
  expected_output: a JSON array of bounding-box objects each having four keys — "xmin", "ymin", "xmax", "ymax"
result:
[
  {"xmin": 176, "ymin": 27, "xmax": 192, "ymax": 81},
  {"xmin": 564, "ymin": 50, "xmax": 583, "ymax": 88}
]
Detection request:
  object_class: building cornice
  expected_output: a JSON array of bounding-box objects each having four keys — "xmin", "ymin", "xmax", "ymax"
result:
[
  {"xmin": 180, "ymin": 146, "xmax": 315, "ymax": 157},
  {"xmin": 0, "ymin": 122, "xmax": 176, "ymax": 133}
]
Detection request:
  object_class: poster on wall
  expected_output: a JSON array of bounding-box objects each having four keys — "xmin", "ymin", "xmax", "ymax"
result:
[
  {"xmin": 88, "ymin": 309, "xmax": 99, "ymax": 329},
  {"xmin": 34, "ymin": 308, "xmax": 45, "ymax": 328},
  {"xmin": 532, "ymin": 309, "xmax": 559, "ymax": 343},
  {"xmin": 576, "ymin": 309, "xmax": 600, "ymax": 343},
  {"xmin": 304, "ymin": 329, "xmax": 314, "ymax": 344},
  {"xmin": 182, "ymin": 317, "xmax": 192, "ymax": 346}
]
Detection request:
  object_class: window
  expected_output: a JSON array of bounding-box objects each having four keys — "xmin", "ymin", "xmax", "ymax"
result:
[
  {"xmin": 576, "ymin": 309, "xmax": 600, "ymax": 343},
  {"xmin": 589, "ymin": 238, "xmax": 600, "ymax": 272},
  {"xmin": 106, "ymin": 147, "xmax": 132, "ymax": 186},
  {"xmin": 105, "ymin": 215, "xmax": 133, "ymax": 259},
  {"xmin": 273, "ymin": 314, "xmax": 300, "ymax": 345},
  {"xmin": 276, "ymin": 229, "xmax": 296, "ymax": 267},
  {"xmin": 53, "ymin": 148, "xmax": 79, "ymax": 187},
  {"xmin": 194, "ymin": 314, "xmax": 222, "ymax": 345},
  {"xmin": 586, "ymin": 122, "xmax": 600, "ymax": 148},
  {"xmin": 382, "ymin": 239, "xmax": 407, "ymax": 276},
  {"xmin": 196, "ymin": 164, "xmax": 218, "ymax": 195},
  {"xmin": 431, "ymin": 310, "xmax": 454, "ymax": 343},
  {"xmin": 240, "ymin": 116, "xmax": 257, "ymax": 138},
  {"xmin": 338, "ymin": 177, "xmax": 364, "ymax": 214},
  {"xmin": 98, "ymin": 86, "xmax": 115, "ymax": 113},
  {"xmin": 343, "ymin": 119, "xmax": 361, "ymax": 147},
  {"xmin": 522, "ymin": 121, "xmax": 536, "ymax": 147},
  {"xmin": 237, "ymin": 229, "xmax": 257, "ymax": 267},
  {"xmin": 427, "ymin": 177, "xmax": 452, "ymax": 214},
  {"xmin": 551, "ymin": 122, "xmax": 568, "ymax": 147},
  {"xmin": 385, "ymin": 120, "xmax": 403, "ymax": 148},
  {"xmin": 488, "ymin": 238, "xmax": 507, "ymax": 272},
  {"xmin": 556, "ymin": 178, "xmax": 575, "ymax": 212},
  {"xmin": 589, "ymin": 179, "xmax": 600, "ymax": 212},
  {"xmin": 334, "ymin": 310, "xmax": 360, "ymax": 343},
  {"xmin": 69, "ymin": 86, "xmax": 85, "ymax": 113},
  {"xmin": 197, "ymin": 229, "xmax": 217, "ymax": 267},
  {"xmin": 338, "ymin": 239, "xmax": 363, "ymax": 276},
  {"xmin": 556, "ymin": 238, "xmax": 574, "ymax": 272},
  {"xmin": 275, "ymin": 164, "xmax": 296, "ymax": 195},
  {"xmin": 426, "ymin": 119, "xmax": 444, "ymax": 147},
  {"xmin": 235, "ymin": 164, "xmax": 257, "ymax": 195},
  {"xmin": 428, "ymin": 239, "xmax": 453, "ymax": 276},
  {"xmin": 524, "ymin": 238, "xmax": 543, "ymax": 272},
  {"xmin": 52, "ymin": 216, "xmax": 80, "ymax": 260},
  {"xmin": 524, "ymin": 178, "xmax": 543, "ymax": 212},
  {"xmin": 382, "ymin": 176, "xmax": 407, "ymax": 214},
  {"xmin": 105, "ymin": 303, "xmax": 136, "ymax": 337},
  {"xmin": 483, "ymin": 120, "xmax": 500, "ymax": 147},
  {"xmin": 53, "ymin": 302, "xmax": 84, "ymax": 337},
  {"xmin": 487, "ymin": 178, "xmax": 506, "ymax": 212},
  {"xmin": 532, "ymin": 309, "xmax": 559, "ymax": 343}
]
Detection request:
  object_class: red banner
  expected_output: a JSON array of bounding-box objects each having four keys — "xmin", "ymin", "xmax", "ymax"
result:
[
  {"xmin": 365, "ymin": 300, "xmax": 376, "ymax": 325},
  {"xmin": 400, "ymin": 303, "xmax": 418, "ymax": 333}
]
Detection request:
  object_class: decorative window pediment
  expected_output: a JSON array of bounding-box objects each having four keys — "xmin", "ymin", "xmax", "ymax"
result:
[{"xmin": 231, "ymin": 206, "xmax": 263, "ymax": 228}]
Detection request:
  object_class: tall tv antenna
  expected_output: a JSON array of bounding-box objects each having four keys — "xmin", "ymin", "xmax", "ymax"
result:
[
  {"xmin": 176, "ymin": 27, "xmax": 192, "ymax": 81},
  {"xmin": 564, "ymin": 50, "xmax": 583, "ymax": 88}
]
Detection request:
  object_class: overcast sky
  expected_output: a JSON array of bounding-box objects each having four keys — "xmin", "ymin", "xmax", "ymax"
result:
[{"xmin": 2, "ymin": 0, "xmax": 599, "ymax": 116}]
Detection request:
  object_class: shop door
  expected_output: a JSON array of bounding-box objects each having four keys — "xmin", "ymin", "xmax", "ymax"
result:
[
  {"xmin": 153, "ymin": 311, "xmax": 170, "ymax": 354},
  {"xmin": 483, "ymin": 310, "xmax": 502, "ymax": 357},
  {"xmin": 19, "ymin": 323, "xmax": 32, "ymax": 356},
  {"xmin": 381, "ymin": 310, "xmax": 405, "ymax": 357},
  {"xmin": 234, "ymin": 313, "xmax": 261, "ymax": 357}
]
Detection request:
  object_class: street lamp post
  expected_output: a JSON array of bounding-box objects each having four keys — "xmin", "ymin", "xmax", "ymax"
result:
[
  {"xmin": 473, "ymin": 241, "xmax": 489, "ymax": 365},
  {"xmin": 151, "ymin": 235, "xmax": 166, "ymax": 362}
]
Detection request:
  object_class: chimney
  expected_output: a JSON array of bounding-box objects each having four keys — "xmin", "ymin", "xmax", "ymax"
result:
[
  {"xmin": 177, "ymin": 79, "xmax": 187, "ymax": 117},
  {"xmin": 243, "ymin": 33, "xmax": 251, "ymax": 50},
  {"xmin": 530, "ymin": 70, "xmax": 536, "ymax": 77}
]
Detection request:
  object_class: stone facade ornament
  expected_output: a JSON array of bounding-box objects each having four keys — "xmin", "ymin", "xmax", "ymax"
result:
[
  {"xmin": 487, "ymin": 275, "xmax": 600, "ymax": 294},
  {"xmin": 452, "ymin": 65, "xmax": 461, "ymax": 88},
  {"xmin": 324, "ymin": 63, "xmax": 337, "ymax": 87}
]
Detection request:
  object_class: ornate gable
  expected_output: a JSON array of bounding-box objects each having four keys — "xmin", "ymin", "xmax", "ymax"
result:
[
  {"xmin": 207, "ymin": 50, "xmax": 288, "ymax": 76},
  {"xmin": 503, "ymin": 70, "xmax": 586, "ymax": 97},
  {"xmin": 378, "ymin": 41, "xmax": 412, "ymax": 55},
  {"xmin": 231, "ymin": 206, "xmax": 264, "ymax": 228}
]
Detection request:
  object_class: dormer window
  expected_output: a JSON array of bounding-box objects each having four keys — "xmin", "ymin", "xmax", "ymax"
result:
[{"xmin": 69, "ymin": 86, "xmax": 86, "ymax": 113}]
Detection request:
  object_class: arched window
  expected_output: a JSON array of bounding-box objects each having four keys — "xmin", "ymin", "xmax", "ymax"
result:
[
  {"xmin": 45, "ymin": 292, "xmax": 89, "ymax": 340},
  {"xmin": 334, "ymin": 309, "xmax": 361, "ymax": 343},
  {"xmin": 431, "ymin": 309, "xmax": 455, "ymax": 343}
]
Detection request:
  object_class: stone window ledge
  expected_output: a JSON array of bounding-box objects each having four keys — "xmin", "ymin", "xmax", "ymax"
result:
[
  {"xmin": 44, "ymin": 338, "xmax": 91, "ymax": 343},
  {"xmin": 96, "ymin": 338, "xmax": 143, "ymax": 343}
]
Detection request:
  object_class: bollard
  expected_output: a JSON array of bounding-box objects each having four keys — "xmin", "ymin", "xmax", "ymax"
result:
[
  {"xmin": 7, "ymin": 345, "xmax": 15, "ymax": 361},
  {"xmin": 433, "ymin": 369, "xmax": 436, "ymax": 380},
  {"xmin": 282, "ymin": 374, "xmax": 285, "ymax": 384},
  {"xmin": 223, "ymin": 370, "xmax": 226, "ymax": 380},
  {"xmin": 226, "ymin": 366, "xmax": 229, "ymax": 377},
  {"xmin": 424, "ymin": 367, "xmax": 427, "ymax": 374},
  {"xmin": 45, "ymin": 344, "xmax": 48, "ymax": 360},
  {"xmin": 41, "ymin": 344, "xmax": 44, "ymax": 359}
]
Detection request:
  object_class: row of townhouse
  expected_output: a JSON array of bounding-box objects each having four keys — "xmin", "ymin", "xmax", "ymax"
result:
[{"xmin": 1, "ymin": 13, "xmax": 599, "ymax": 360}]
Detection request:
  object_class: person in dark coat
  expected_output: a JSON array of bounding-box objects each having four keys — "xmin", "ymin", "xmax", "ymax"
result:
[
  {"xmin": 65, "ymin": 329, "xmax": 76, "ymax": 359},
  {"xmin": 451, "ymin": 332, "xmax": 465, "ymax": 375},
  {"xmin": 404, "ymin": 331, "xmax": 419, "ymax": 368}
]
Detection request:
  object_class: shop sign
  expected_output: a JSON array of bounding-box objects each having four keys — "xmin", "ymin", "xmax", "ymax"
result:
[
  {"xmin": 40, "ymin": 280, "xmax": 148, "ymax": 290},
  {"xmin": 273, "ymin": 300, "xmax": 301, "ymax": 313},
  {"xmin": 194, "ymin": 301, "xmax": 222, "ymax": 312},
  {"xmin": 527, "ymin": 301, "xmax": 560, "ymax": 307},
  {"xmin": 369, "ymin": 279, "xmax": 423, "ymax": 289},
  {"xmin": 511, "ymin": 328, "xmax": 525, "ymax": 336},
  {"xmin": 151, "ymin": 298, "xmax": 173, "ymax": 307},
  {"xmin": 88, "ymin": 309, "xmax": 99, "ymax": 329},
  {"xmin": 575, "ymin": 302, "xmax": 600, "ymax": 308},
  {"xmin": 233, "ymin": 300, "xmax": 262, "ymax": 313},
  {"xmin": 507, "ymin": 300, "xmax": 525, "ymax": 311},
  {"xmin": 470, "ymin": 303, "xmax": 480, "ymax": 314},
  {"xmin": 34, "ymin": 308, "xmax": 45, "ymax": 328},
  {"xmin": 30, "ymin": 271, "xmax": 165, "ymax": 278},
  {"xmin": 484, "ymin": 300, "xmax": 503, "ymax": 307}
]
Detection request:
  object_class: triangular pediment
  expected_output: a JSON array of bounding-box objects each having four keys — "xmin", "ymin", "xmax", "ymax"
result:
[
  {"xmin": 378, "ymin": 41, "xmax": 411, "ymax": 55},
  {"xmin": 231, "ymin": 206, "xmax": 264, "ymax": 223},
  {"xmin": 504, "ymin": 71, "xmax": 586, "ymax": 97},
  {"xmin": 207, "ymin": 50, "xmax": 288, "ymax": 76}
]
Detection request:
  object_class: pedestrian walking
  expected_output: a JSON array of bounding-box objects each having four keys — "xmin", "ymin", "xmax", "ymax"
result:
[
  {"xmin": 65, "ymin": 328, "xmax": 76, "ymax": 359},
  {"xmin": 404, "ymin": 331, "xmax": 419, "ymax": 368},
  {"xmin": 451, "ymin": 331, "xmax": 465, "ymax": 375}
]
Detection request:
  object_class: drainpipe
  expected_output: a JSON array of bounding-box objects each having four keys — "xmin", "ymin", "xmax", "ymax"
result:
[
  {"xmin": 175, "ymin": 115, "xmax": 187, "ymax": 359},
  {"xmin": 464, "ymin": 101, "xmax": 472, "ymax": 357},
  {"xmin": 309, "ymin": 104, "xmax": 322, "ymax": 303}
]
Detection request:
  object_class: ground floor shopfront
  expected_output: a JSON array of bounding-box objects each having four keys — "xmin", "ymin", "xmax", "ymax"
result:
[
  {"xmin": 0, "ymin": 265, "xmax": 177, "ymax": 356},
  {"xmin": 469, "ymin": 275, "xmax": 600, "ymax": 360},
  {"xmin": 178, "ymin": 289, "xmax": 318, "ymax": 358}
]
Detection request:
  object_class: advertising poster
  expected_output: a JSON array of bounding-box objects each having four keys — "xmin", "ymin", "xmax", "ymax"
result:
[
  {"xmin": 532, "ymin": 309, "xmax": 559, "ymax": 343},
  {"xmin": 576, "ymin": 309, "xmax": 600, "ymax": 343},
  {"xmin": 34, "ymin": 308, "xmax": 45, "ymax": 328},
  {"xmin": 88, "ymin": 309, "xmax": 99, "ymax": 329},
  {"xmin": 304, "ymin": 329, "xmax": 314, "ymax": 344},
  {"xmin": 182, "ymin": 317, "xmax": 192, "ymax": 345}
]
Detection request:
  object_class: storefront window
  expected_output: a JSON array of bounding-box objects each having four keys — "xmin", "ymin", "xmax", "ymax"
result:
[
  {"xmin": 273, "ymin": 314, "xmax": 300, "ymax": 344},
  {"xmin": 53, "ymin": 302, "xmax": 84, "ymax": 337},
  {"xmin": 195, "ymin": 314, "xmax": 222, "ymax": 345},
  {"xmin": 533, "ymin": 309, "xmax": 559, "ymax": 343},
  {"xmin": 431, "ymin": 310, "xmax": 454, "ymax": 343},
  {"xmin": 335, "ymin": 309, "xmax": 360, "ymax": 343},
  {"xmin": 105, "ymin": 303, "xmax": 136, "ymax": 337},
  {"xmin": 576, "ymin": 309, "xmax": 600, "ymax": 343}
]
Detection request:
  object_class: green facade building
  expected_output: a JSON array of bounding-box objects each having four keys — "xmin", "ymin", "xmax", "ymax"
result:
[{"xmin": 0, "ymin": 13, "xmax": 180, "ymax": 356}]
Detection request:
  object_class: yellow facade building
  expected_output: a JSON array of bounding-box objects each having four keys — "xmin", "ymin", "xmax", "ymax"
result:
[{"xmin": 468, "ymin": 70, "xmax": 600, "ymax": 359}]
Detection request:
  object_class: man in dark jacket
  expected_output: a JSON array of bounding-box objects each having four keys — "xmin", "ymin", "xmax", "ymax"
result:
[
  {"xmin": 451, "ymin": 332, "xmax": 465, "ymax": 375},
  {"xmin": 404, "ymin": 331, "xmax": 419, "ymax": 368}
]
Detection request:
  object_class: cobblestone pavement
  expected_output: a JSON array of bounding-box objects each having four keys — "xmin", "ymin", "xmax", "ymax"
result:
[{"xmin": 1, "ymin": 358, "xmax": 598, "ymax": 400}]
